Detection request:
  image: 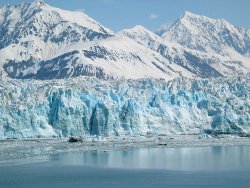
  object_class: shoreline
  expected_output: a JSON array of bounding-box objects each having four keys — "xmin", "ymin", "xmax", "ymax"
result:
[{"xmin": 1, "ymin": 135, "xmax": 250, "ymax": 163}]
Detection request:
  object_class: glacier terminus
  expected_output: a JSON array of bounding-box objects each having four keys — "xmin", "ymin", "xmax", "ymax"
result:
[
  {"xmin": 0, "ymin": 0, "xmax": 249, "ymax": 139},
  {"xmin": 0, "ymin": 75, "xmax": 249, "ymax": 138}
]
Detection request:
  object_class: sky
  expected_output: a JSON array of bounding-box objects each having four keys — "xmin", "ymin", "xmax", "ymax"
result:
[{"xmin": 0, "ymin": 0, "xmax": 250, "ymax": 32}]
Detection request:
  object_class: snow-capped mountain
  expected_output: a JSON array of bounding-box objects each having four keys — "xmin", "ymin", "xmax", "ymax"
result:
[
  {"xmin": 159, "ymin": 11, "xmax": 250, "ymax": 55},
  {"xmin": 0, "ymin": 0, "xmax": 113, "ymax": 60},
  {"xmin": 0, "ymin": 0, "xmax": 114, "ymax": 79},
  {"xmin": 120, "ymin": 25, "xmax": 224, "ymax": 78},
  {"xmin": 0, "ymin": 1, "xmax": 249, "ymax": 80},
  {"xmin": 0, "ymin": 0, "xmax": 194, "ymax": 80},
  {"xmin": 122, "ymin": 17, "xmax": 250, "ymax": 78},
  {"xmin": 156, "ymin": 11, "xmax": 250, "ymax": 75}
]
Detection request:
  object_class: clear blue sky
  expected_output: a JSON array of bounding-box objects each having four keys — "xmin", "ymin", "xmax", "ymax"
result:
[{"xmin": 1, "ymin": 0, "xmax": 250, "ymax": 31}]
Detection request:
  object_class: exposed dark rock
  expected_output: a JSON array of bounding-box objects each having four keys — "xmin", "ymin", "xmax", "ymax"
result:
[{"xmin": 68, "ymin": 136, "xmax": 83, "ymax": 143}]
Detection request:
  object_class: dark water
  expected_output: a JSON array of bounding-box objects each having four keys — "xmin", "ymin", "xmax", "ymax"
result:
[{"xmin": 1, "ymin": 146, "xmax": 250, "ymax": 188}]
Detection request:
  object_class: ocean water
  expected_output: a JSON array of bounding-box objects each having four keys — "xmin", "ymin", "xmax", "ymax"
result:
[{"xmin": 0, "ymin": 145, "xmax": 250, "ymax": 188}]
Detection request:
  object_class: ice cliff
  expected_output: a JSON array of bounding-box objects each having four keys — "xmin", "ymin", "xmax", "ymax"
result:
[{"xmin": 0, "ymin": 75, "xmax": 249, "ymax": 138}]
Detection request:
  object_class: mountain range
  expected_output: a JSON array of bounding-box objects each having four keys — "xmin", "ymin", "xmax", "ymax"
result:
[
  {"xmin": 0, "ymin": 0, "xmax": 250, "ymax": 138},
  {"xmin": 0, "ymin": 0, "xmax": 249, "ymax": 80}
]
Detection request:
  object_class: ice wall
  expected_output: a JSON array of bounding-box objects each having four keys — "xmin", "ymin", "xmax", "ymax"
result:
[{"xmin": 0, "ymin": 75, "xmax": 249, "ymax": 138}]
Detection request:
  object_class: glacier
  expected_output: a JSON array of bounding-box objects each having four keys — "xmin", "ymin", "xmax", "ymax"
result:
[
  {"xmin": 0, "ymin": 75, "xmax": 249, "ymax": 139},
  {"xmin": 0, "ymin": 0, "xmax": 249, "ymax": 139}
]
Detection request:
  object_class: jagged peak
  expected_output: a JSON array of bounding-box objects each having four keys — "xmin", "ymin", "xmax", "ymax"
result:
[
  {"xmin": 180, "ymin": 11, "xmax": 207, "ymax": 21},
  {"xmin": 31, "ymin": 0, "xmax": 46, "ymax": 7},
  {"xmin": 7, "ymin": 0, "xmax": 113, "ymax": 34},
  {"xmin": 180, "ymin": 11, "xmax": 227, "ymax": 25},
  {"xmin": 27, "ymin": 0, "xmax": 47, "ymax": 11},
  {"xmin": 179, "ymin": 11, "xmax": 240, "ymax": 31}
]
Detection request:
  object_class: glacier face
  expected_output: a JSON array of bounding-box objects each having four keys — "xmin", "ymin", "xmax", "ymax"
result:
[{"xmin": 0, "ymin": 76, "xmax": 249, "ymax": 139}]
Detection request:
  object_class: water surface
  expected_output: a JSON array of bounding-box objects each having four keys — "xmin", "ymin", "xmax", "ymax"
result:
[{"xmin": 0, "ymin": 145, "xmax": 250, "ymax": 188}]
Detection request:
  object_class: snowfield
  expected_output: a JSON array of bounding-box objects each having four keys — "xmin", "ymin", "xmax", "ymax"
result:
[
  {"xmin": 0, "ymin": 1, "xmax": 249, "ymax": 80},
  {"xmin": 0, "ymin": 75, "xmax": 249, "ymax": 139}
]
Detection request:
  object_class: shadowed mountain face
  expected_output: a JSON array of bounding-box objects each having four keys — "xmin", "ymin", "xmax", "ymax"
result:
[{"xmin": 0, "ymin": 1, "xmax": 249, "ymax": 80}]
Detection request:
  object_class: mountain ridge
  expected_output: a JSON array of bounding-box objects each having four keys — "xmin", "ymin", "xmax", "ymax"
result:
[
  {"xmin": 159, "ymin": 11, "xmax": 250, "ymax": 56},
  {"xmin": 0, "ymin": 0, "xmax": 249, "ymax": 80}
]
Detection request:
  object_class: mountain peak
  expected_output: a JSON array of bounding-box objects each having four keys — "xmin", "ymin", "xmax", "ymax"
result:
[
  {"xmin": 180, "ymin": 11, "xmax": 205, "ymax": 21},
  {"xmin": 120, "ymin": 25, "xmax": 153, "ymax": 38},
  {"xmin": 132, "ymin": 25, "xmax": 147, "ymax": 30},
  {"xmin": 127, "ymin": 25, "xmax": 150, "ymax": 34},
  {"xmin": 120, "ymin": 25, "xmax": 147, "ymax": 36},
  {"xmin": 31, "ymin": 0, "xmax": 46, "ymax": 7},
  {"xmin": 159, "ymin": 10, "xmax": 250, "ymax": 58},
  {"xmin": 182, "ymin": 11, "xmax": 196, "ymax": 17},
  {"xmin": 180, "ymin": 11, "xmax": 226, "ymax": 25},
  {"xmin": 26, "ymin": 0, "xmax": 113, "ymax": 34}
]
